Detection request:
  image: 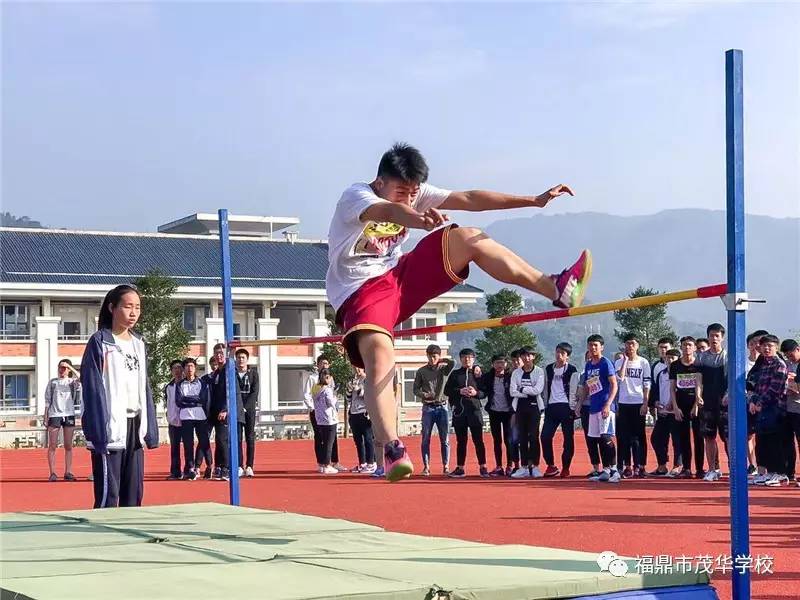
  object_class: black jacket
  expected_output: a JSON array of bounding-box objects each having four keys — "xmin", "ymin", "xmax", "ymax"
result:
[
  {"xmin": 235, "ymin": 367, "xmax": 260, "ymax": 413},
  {"xmin": 478, "ymin": 370, "xmax": 512, "ymax": 412},
  {"xmin": 444, "ymin": 367, "xmax": 485, "ymax": 414},
  {"xmin": 209, "ymin": 367, "xmax": 245, "ymax": 424}
]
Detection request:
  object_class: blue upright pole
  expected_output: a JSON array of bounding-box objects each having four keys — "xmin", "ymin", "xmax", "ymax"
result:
[
  {"xmin": 725, "ymin": 49, "xmax": 750, "ymax": 600},
  {"xmin": 218, "ymin": 209, "xmax": 241, "ymax": 506}
]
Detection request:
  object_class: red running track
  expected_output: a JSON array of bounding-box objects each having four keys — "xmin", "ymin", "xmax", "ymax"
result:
[{"xmin": 1, "ymin": 434, "xmax": 798, "ymax": 599}]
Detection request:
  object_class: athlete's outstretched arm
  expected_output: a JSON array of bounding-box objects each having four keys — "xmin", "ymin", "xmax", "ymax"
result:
[{"xmin": 439, "ymin": 184, "xmax": 573, "ymax": 212}]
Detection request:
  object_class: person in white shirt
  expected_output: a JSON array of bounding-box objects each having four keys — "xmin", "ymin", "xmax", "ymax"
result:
[
  {"xmin": 509, "ymin": 346, "xmax": 545, "ymax": 478},
  {"xmin": 313, "ymin": 369, "xmax": 340, "ymax": 474},
  {"xmin": 649, "ymin": 344, "xmax": 681, "ymax": 476},
  {"xmin": 326, "ymin": 143, "xmax": 592, "ymax": 482},
  {"xmin": 44, "ymin": 359, "xmax": 82, "ymax": 482},
  {"xmin": 614, "ymin": 334, "xmax": 651, "ymax": 478},
  {"xmin": 164, "ymin": 360, "xmax": 184, "ymax": 480}
]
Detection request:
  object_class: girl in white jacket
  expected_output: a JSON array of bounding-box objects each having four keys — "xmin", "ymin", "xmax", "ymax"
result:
[{"xmin": 313, "ymin": 369, "xmax": 340, "ymax": 474}]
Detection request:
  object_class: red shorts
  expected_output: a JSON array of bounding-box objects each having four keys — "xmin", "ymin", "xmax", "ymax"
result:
[{"xmin": 336, "ymin": 224, "xmax": 469, "ymax": 368}]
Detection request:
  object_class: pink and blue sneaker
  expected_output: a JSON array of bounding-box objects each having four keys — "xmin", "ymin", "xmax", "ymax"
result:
[
  {"xmin": 384, "ymin": 440, "xmax": 413, "ymax": 482},
  {"xmin": 552, "ymin": 249, "xmax": 593, "ymax": 309}
]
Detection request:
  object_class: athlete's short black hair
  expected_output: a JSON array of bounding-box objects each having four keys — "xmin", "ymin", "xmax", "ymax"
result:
[{"xmin": 377, "ymin": 143, "xmax": 429, "ymax": 183}]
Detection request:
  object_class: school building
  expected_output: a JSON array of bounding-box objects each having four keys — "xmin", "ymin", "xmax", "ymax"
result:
[{"xmin": 0, "ymin": 214, "xmax": 481, "ymax": 447}]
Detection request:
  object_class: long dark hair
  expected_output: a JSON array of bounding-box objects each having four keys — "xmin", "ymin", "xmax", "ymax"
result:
[{"xmin": 98, "ymin": 284, "xmax": 140, "ymax": 330}]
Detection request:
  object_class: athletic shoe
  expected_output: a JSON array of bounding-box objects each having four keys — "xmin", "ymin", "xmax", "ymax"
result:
[
  {"xmin": 648, "ymin": 468, "xmax": 669, "ymax": 477},
  {"xmin": 560, "ymin": 468, "xmax": 571, "ymax": 478},
  {"xmin": 588, "ymin": 471, "xmax": 604, "ymax": 481},
  {"xmin": 749, "ymin": 473, "xmax": 769, "ymax": 486},
  {"xmin": 443, "ymin": 467, "xmax": 449, "ymax": 476},
  {"xmin": 598, "ymin": 469, "xmax": 611, "ymax": 482},
  {"xmin": 48, "ymin": 473, "xmax": 57, "ymax": 482},
  {"xmin": 212, "ymin": 467, "xmax": 222, "ymax": 481},
  {"xmin": 362, "ymin": 463, "xmax": 377, "ymax": 474},
  {"xmin": 622, "ymin": 466, "xmax": 633, "ymax": 479},
  {"xmin": 220, "ymin": 469, "xmax": 230, "ymax": 481},
  {"xmin": 695, "ymin": 470, "xmax": 707, "ymax": 480},
  {"xmin": 237, "ymin": 467, "xmax": 244, "ymax": 478},
  {"xmin": 187, "ymin": 470, "xmax": 199, "ymax": 481},
  {"xmin": 350, "ymin": 465, "xmax": 363, "ymax": 473},
  {"xmin": 607, "ymin": 470, "xmax": 621, "ymax": 483},
  {"xmin": 551, "ymin": 249, "xmax": 593, "ymax": 309},
  {"xmin": 747, "ymin": 464, "xmax": 757, "ymax": 475},
  {"xmin": 64, "ymin": 472, "xmax": 76, "ymax": 482},
  {"xmin": 479, "ymin": 466, "xmax": 490, "ymax": 478},
  {"xmin": 763, "ymin": 474, "xmax": 788, "ymax": 487},
  {"xmin": 634, "ymin": 467, "xmax": 647, "ymax": 479},
  {"xmin": 505, "ymin": 466, "xmax": 515, "ymax": 476},
  {"xmin": 511, "ymin": 467, "xmax": 530, "ymax": 479},
  {"xmin": 245, "ymin": 466, "xmax": 255, "ymax": 477},
  {"xmin": 666, "ymin": 467, "xmax": 683, "ymax": 478},
  {"xmin": 421, "ymin": 466, "xmax": 431, "ymax": 476},
  {"xmin": 371, "ymin": 466, "xmax": 385, "ymax": 478},
  {"xmin": 203, "ymin": 467, "xmax": 213, "ymax": 480},
  {"xmin": 321, "ymin": 465, "xmax": 338, "ymax": 475},
  {"xmin": 703, "ymin": 470, "xmax": 722, "ymax": 482},
  {"xmin": 586, "ymin": 469, "xmax": 602, "ymax": 479},
  {"xmin": 333, "ymin": 463, "xmax": 349, "ymax": 473},
  {"xmin": 530, "ymin": 466, "xmax": 543, "ymax": 479},
  {"xmin": 384, "ymin": 440, "xmax": 413, "ymax": 482},
  {"xmin": 489, "ymin": 467, "xmax": 505, "ymax": 477},
  {"xmin": 679, "ymin": 470, "xmax": 693, "ymax": 479},
  {"xmin": 448, "ymin": 467, "xmax": 466, "ymax": 478},
  {"xmin": 543, "ymin": 465, "xmax": 560, "ymax": 478}
]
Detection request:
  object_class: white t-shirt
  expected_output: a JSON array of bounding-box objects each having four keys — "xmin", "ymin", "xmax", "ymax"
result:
[
  {"xmin": 549, "ymin": 365, "xmax": 569, "ymax": 404},
  {"xmin": 614, "ymin": 356, "xmax": 651, "ymax": 405},
  {"xmin": 325, "ymin": 182, "xmax": 452, "ymax": 311},
  {"xmin": 114, "ymin": 335, "xmax": 142, "ymax": 414},
  {"xmin": 46, "ymin": 377, "xmax": 79, "ymax": 417}
]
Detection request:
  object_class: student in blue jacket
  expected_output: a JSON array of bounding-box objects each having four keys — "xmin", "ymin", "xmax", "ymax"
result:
[{"xmin": 80, "ymin": 284, "xmax": 158, "ymax": 508}]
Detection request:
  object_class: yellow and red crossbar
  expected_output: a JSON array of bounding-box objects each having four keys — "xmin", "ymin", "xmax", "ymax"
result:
[{"xmin": 243, "ymin": 283, "xmax": 727, "ymax": 347}]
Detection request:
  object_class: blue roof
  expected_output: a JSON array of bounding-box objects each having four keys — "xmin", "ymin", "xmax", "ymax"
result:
[{"xmin": 0, "ymin": 228, "xmax": 482, "ymax": 294}]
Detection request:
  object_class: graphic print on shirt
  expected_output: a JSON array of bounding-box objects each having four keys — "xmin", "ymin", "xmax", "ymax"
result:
[
  {"xmin": 122, "ymin": 350, "xmax": 140, "ymax": 373},
  {"xmin": 676, "ymin": 373, "xmax": 698, "ymax": 389},
  {"xmin": 352, "ymin": 221, "xmax": 408, "ymax": 257}
]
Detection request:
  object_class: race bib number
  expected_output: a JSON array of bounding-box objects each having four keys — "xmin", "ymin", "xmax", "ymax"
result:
[
  {"xmin": 676, "ymin": 373, "xmax": 698, "ymax": 389},
  {"xmin": 587, "ymin": 376, "xmax": 603, "ymax": 396}
]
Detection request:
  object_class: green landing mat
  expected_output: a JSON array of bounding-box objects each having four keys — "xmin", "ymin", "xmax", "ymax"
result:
[{"xmin": 0, "ymin": 503, "xmax": 709, "ymax": 600}]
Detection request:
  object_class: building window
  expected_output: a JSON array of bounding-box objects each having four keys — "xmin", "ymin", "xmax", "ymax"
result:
[
  {"xmin": 54, "ymin": 303, "xmax": 96, "ymax": 340},
  {"xmin": 63, "ymin": 322, "xmax": 81, "ymax": 338},
  {"xmin": 398, "ymin": 307, "xmax": 438, "ymax": 341},
  {"xmin": 0, "ymin": 304, "xmax": 32, "ymax": 339},
  {"xmin": 183, "ymin": 305, "xmax": 210, "ymax": 339},
  {"xmin": 278, "ymin": 366, "xmax": 311, "ymax": 409},
  {"xmin": 274, "ymin": 305, "xmax": 317, "ymax": 338},
  {"xmin": 0, "ymin": 373, "xmax": 31, "ymax": 412},
  {"xmin": 401, "ymin": 368, "xmax": 421, "ymax": 406}
]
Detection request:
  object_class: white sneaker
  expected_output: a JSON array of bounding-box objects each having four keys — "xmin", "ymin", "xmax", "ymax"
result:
[
  {"xmin": 245, "ymin": 466, "xmax": 254, "ymax": 478},
  {"xmin": 598, "ymin": 469, "xmax": 611, "ymax": 482},
  {"xmin": 703, "ymin": 470, "xmax": 721, "ymax": 482},
  {"xmin": 607, "ymin": 470, "xmax": 621, "ymax": 483},
  {"xmin": 317, "ymin": 466, "xmax": 325, "ymax": 473},
  {"xmin": 763, "ymin": 474, "xmax": 787, "ymax": 487},
  {"xmin": 511, "ymin": 467, "xmax": 530, "ymax": 479},
  {"xmin": 752, "ymin": 473, "xmax": 769, "ymax": 486},
  {"xmin": 237, "ymin": 467, "xmax": 244, "ymax": 478},
  {"xmin": 321, "ymin": 465, "xmax": 338, "ymax": 474},
  {"xmin": 333, "ymin": 463, "xmax": 349, "ymax": 472},
  {"xmin": 530, "ymin": 466, "xmax": 543, "ymax": 479},
  {"xmin": 361, "ymin": 463, "xmax": 377, "ymax": 474},
  {"xmin": 666, "ymin": 467, "xmax": 682, "ymax": 478}
]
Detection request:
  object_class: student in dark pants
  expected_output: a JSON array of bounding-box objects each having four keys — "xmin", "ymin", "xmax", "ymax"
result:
[
  {"xmin": 313, "ymin": 370, "xmax": 340, "ymax": 474},
  {"xmin": 445, "ymin": 348, "xmax": 487, "ymax": 478},
  {"xmin": 780, "ymin": 339, "xmax": 800, "ymax": 483},
  {"xmin": 196, "ymin": 356, "xmax": 217, "ymax": 479},
  {"xmin": 649, "ymin": 349, "xmax": 681, "ymax": 476},
  {"xmin": 208, "ymin": 343, "xmax": 244, "ymax": 481},
  {"xmin": 81, "ymin": 285, "xmax": 158, "ymax": 508},
  {"xmin": 347, "ymin": 367, "xmax": 376, "ymax": 473},
  {"xmin": 234, "ymin": 348, "xmax": 260, "ymax": 478},
  {"xmin": 176, "ymin": 358, "xmax": 212, "ymax": 480},
  {"xmin": 540, "ymin": 343, "xmax": 579, "ymax": 478},
  {"xmin": 164, "ymin": 360, "xmax": 184, "ymax": 479},
  {"xmin": 479, "ymin": 354, "xmax": 516, "ymax": 476},
  {"xmin": 510, "ymin": 346, "xmax": 545, "ymax": 479},
  {"xmin": 668, "ymin": 337, "xmax": 704, "ymax": 478},
  {"xmin": 304, "ymin": 354, "xmax": 345, "ymax": 471}
]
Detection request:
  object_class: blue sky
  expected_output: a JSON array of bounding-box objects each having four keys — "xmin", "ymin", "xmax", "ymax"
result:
[{"xmin": 2, "ymin": 1, "xmax": 798, "ymax": 238}]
